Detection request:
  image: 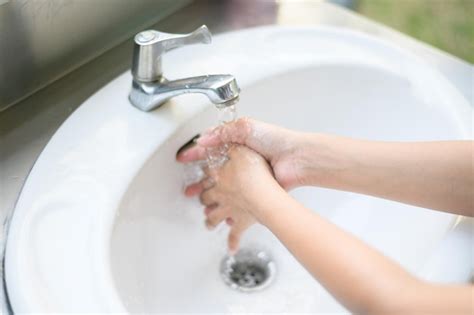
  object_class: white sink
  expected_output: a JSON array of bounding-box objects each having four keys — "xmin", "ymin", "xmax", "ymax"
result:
[{"xmin": 5, "ymin": 26, "xmax": 472, "ymax": 313}]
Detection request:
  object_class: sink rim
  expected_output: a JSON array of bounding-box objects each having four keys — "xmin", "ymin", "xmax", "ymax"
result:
[{"xmin": 5, "ymin": 25, "xmax": 472, "ymax": 312}]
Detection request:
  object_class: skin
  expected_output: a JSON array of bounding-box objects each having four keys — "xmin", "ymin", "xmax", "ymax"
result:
[{"xmin": 177, "ymin": 118, "xmax": 473, "ymax": 314}]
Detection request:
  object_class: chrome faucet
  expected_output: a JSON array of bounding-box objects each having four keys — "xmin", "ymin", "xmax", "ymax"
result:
[{"xmin": 129, "ymin": 25, "xmax": 240, "ymax": 111}]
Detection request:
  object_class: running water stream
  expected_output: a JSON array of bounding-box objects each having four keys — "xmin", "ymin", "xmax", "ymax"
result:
[
  {"xmin": 182, "ymin": 104, "xmax": 237, "ymax": 186},
  {"xmin": 206, "ymin": 104, "xmax": 237, "ymax": 169}
]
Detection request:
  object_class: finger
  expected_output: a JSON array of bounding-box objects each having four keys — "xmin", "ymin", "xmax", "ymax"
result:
[
  {"xmin": 204, "ymin": 204, "xmax": 217, "ymax": 216},
  {"xmin": 201, "ymin": 176, "xmax": 215, "ymax": 189},
  {"xmin": 228, "ymin": 224, "xmax": 246, "ymax": 255},
  {"xmin": 176, "ymin": 145, "xmax": 207, "ymax": 163},
  {"xmin": 205, "ymin": 207, "xmax": 229, "ymax": 230},
  {"xmin": 202, "ymin": 165, "xmax": 219, "ymax": 179},
  {"xmin": 184, "ymin": 177, "xmax": 215, "ymax": 197},
  {"xmin": 196, "ymin": 117, "xmax": 254, "ymax": 147},
  {"xmin": 184, "ymin": 182, "xmax": 204, "ymax": 197},
  {"xmin": 199, "ymin": 188, "xmax": 217, "ymax": 206}
]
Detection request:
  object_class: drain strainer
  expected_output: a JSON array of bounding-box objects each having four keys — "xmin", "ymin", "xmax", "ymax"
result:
[{"xmin": 220, "ymin": 248, "xmax": 276, "ymax": 292}]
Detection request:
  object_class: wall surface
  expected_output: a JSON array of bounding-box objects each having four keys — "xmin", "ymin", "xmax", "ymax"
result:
[{"xmin": 0, "ymin": 0, "xmax": 190, "ymax": 111}]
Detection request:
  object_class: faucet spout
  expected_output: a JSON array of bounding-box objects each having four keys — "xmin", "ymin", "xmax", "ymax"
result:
[{"xmin": 129, "ymin": 74, "xmax": 240, "ymax": 112}]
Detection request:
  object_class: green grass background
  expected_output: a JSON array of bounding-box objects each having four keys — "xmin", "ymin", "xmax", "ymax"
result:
[{"xmin": 355, "ymin": 0, "xmax": 474, "ymax": 63}]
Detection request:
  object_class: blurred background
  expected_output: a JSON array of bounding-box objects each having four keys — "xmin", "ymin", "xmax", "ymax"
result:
[
  {"xmin": 334, "ymin": 0, "xmax": 473, "ymax": 63},
  {"xmin": 1, "ymin": 0, "xmax": 472, "ymax": 112}
]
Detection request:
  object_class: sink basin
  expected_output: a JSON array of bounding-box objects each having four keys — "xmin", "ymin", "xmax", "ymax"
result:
[{"xmin": 5, "ymin": 26, "xmax": 472, "ymax": 313}]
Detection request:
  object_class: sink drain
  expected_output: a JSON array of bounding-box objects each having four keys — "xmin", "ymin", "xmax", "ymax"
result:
[{"xmin": 220, "ymin": 248, "xmax": 276, "ymax": 292}]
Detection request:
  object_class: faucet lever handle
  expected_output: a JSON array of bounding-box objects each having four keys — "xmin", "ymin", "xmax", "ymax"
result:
[
  {"xmin": 151, "ymin": 25, "xmax": 212, "ymax": 52},
  {"xmin": 132, "ymin": 25, "xmax": 212, "ymax": 82}
]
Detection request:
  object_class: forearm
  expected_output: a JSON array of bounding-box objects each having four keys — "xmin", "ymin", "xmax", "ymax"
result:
[
  {"xmin": 412, "ymin": 282, "xmax": 473, "ymax": 314},
  {"xmin": 255, "ymin": 190, "xmax": 417, "ymax": 313},
  {"xmin": 255, "ymin": 190, "xmax": 472, "ymax": 314},
  {"xmin": 301, "ymin": 135, "xmax": 473, "ymax": 216}
]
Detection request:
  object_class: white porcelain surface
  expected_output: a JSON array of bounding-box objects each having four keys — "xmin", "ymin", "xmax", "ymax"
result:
[{"xmin": 5, "ymin": 26, "xmax": 472, "ymax": 313}]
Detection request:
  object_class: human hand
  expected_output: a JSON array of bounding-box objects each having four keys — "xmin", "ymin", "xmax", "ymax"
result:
[
  {"xmin": 177, "ymin": 118, "xmax": 311, "ymax": 191},
  {"xmin": 195, "ymin": 145, "xmax": 278, "ymax": 253}
]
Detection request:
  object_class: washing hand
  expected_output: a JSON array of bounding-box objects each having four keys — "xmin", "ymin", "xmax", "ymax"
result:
[
  {"xmin": 180, "ymin": 117, "xmax": 473, "ymax": 215},
  {"xmin": 176, "ymin": 118, "xmax": 473, "ymax": 314},
  {"xmin": 195, "ymin": 145, "xmax": 281, "ymax": 254},
  {"xmin": 177, "ymin": 117, "xmax": 313, "ymax": 191}
]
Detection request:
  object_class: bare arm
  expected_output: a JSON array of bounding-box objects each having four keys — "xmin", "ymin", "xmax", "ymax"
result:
[
  {"xmin": 257, "ymin": 184, "xmax": 472, "ymax": 314},
  {"xmin": 302, "ymin": 135, "xmax": 473, "ymax": 216}
]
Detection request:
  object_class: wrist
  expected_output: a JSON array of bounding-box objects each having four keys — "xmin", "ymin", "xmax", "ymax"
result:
[
  {"xmin": 250, "ymin": 181, "xmax": 293, "ymax": 224},
  {"xmin": 297, "ymin": 133, "xmax": 355, "ymax": 189}
]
